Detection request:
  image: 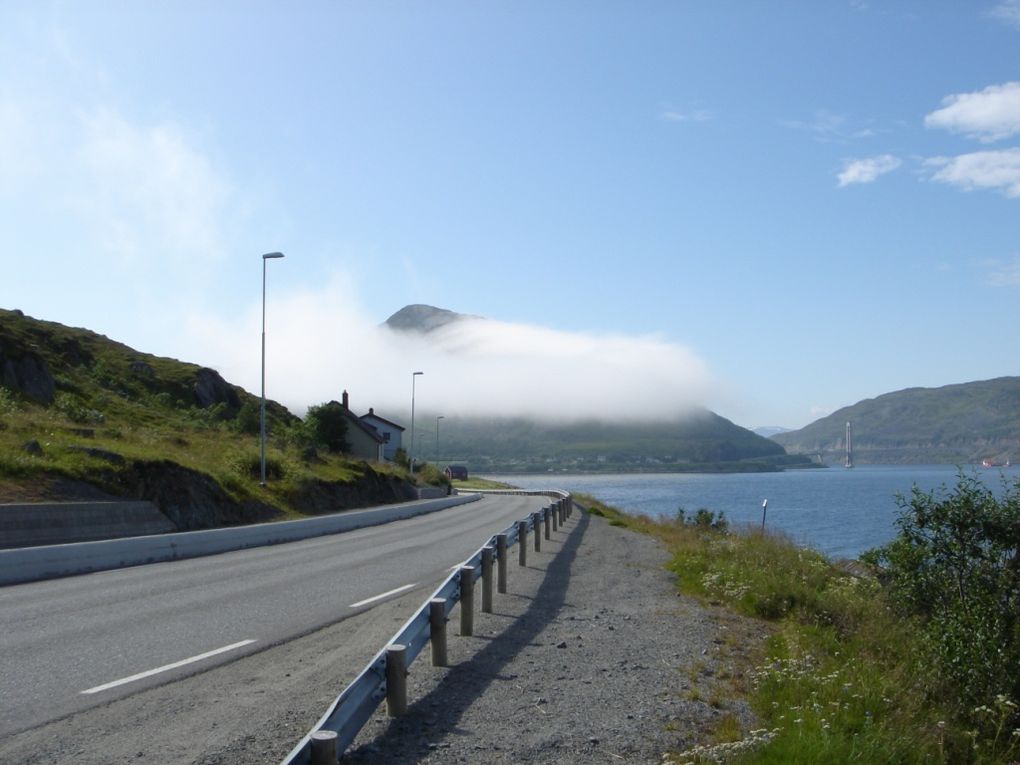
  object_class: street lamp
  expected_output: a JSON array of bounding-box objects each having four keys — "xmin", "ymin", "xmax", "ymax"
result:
[
  {"xmin": 409, "ymin": 371, "xmax": 423, "ymax": 472},
  {"xmin": 435, "ymin": 415, "xmax": 445, "ymax": 461},
  {"xmin": 260, "ymin": 252, "xmax": 285, "ymax": 486}
]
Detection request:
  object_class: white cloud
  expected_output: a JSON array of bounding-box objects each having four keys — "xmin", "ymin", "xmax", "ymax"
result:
[
  {"xmin": 76, "ymin": 109, "xmax": 233, "ymax": 264},
  {"xmin": 988, "ymin": 0, "xmax": 1020, "ymax": 28},
  {"xmin": 836, "ymin": 154, "xmax": 902, "ymax": 186},
  {"xmin": 926, "ymin": 148, "xmax": 1020, "ymax": 197},
  {"xmin": 184, "ymin": 276, "xmax": 714, "ymax": 422},
  {"xmin": 662, "ymin": 107, "xmax": 715, "ymax": 123},
  {"xmin": 924, "ymin": 82, "xmax": 1020, "ymax": 142},
  {"xmin": 782, "ymin": 110, "xmax": 878, "ymax": 144},
  {"xmin": 985, "ymin": 255, "xmax": 1020, "ymax": 286}
]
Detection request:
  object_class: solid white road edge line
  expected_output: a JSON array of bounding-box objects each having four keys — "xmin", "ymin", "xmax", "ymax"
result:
[
  {"xmin": 349, "ymin": 583, "xmax": 417, "ymax": 608},
  {"xmin": 81, "ymin": 639, "xmax": 258, "ymax": 695}
]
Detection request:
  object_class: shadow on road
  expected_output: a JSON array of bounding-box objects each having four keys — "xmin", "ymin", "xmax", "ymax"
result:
[{"xmin": 343, "ymin": 508, "xmax": 591, "ymax": 762}]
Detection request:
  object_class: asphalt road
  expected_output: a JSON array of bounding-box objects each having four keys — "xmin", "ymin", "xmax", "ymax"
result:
[{"xmin": 0, "ymin": 493, "xmax": 546, "ymax": 738}]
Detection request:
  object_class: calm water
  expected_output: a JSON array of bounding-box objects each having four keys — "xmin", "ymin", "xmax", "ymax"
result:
[{"xmin": 486, "ymin": 465, "xmax": 1020, "ymax": 559}]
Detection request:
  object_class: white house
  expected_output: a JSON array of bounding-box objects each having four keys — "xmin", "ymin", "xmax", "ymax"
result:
[{"xmin": 360, "ymin": 407, "xmax": 406, "ymax": 461}]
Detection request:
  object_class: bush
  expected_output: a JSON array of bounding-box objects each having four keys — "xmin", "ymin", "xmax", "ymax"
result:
[
  {"xmin": 866, "ymin": 473, "xmax": 1020, "ymax": 719},
  {"xmin": 675, "ymin": 505, "xmax": 728, "ymax": 531},
  {"xmin": 393, "ymin": 447, "xmax": 409, "ymax": 469},
  {"xmin": 304, "ymin": 401, "xmax": 350, "ymax": 453},
  {"xmin": 54, "ymin": 392, "xmax": 105, "ymax": 424},
  {"xmin": 0, "ymin": 386, "xmax": 19, "ymax": 414},
  {"xmin": 234, "ymin": 400, "xmax": 261, "ymax": 435}
]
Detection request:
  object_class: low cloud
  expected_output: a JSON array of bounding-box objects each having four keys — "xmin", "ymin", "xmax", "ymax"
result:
[
  {"xmin": 926, "ymin": 148, "xmax": 1020, "ymax": 197},
  {"xmin": 924, "ymin": 81, "xmax": 1020, "ymax": 142},
  {"xmin": 184, "ymin": 278, "xmax": 714, "ymax": 423},
  {"xmin": 837, "ymin": 155, "xmax": 901, "ymax": 186}
]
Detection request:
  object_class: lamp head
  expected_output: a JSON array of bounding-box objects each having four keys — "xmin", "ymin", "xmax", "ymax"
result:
[{"xmin": 262, "ymin": 252, "xmax": 285, "ymax": 259}]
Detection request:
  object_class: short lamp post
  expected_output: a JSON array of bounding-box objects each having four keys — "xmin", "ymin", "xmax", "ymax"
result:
[
  {"xmin": 260, "ymin": 252, "xmax": 285, "ymax": 486},
  {"xmin": 435, "ymin": 415, "xmax": 445, "ymax": 462},
  {"xmin": 409, "ymin": 371, "xmax": 423, "ymax": 472}
]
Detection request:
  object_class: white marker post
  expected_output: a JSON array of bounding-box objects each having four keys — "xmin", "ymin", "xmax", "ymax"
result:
[{"xmin": 761, "ymin": 498, "xmax": 768, "ymax": 531}]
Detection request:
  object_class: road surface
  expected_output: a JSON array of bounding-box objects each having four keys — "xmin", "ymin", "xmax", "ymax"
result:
[{"xmin": 0, "ymin": 493, "xmax": 546, "ymax": 738}]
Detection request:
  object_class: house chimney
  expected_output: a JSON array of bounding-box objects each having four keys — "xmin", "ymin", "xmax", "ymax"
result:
[
  {"xmin": 342, "ymin": 390, "xmax": 349, "ymax": 410},
  {"xmin": 369, "ymin": 407, "xmax": 374, "ymax": 415}
]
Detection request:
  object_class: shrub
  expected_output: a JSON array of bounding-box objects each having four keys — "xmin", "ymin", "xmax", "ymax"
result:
[
  {"xmin": 0, "ymin": 386, "xmax": 19, "ymax": 414},
  {"xmin": 234, "ymin": 400, "xmax": 261, "ymax": 435},
  {"xmin": 393, "ymin": 447, "xmax": 409, "ymax": 469},
  {"xmin": 54, "ymin": 392, "xmax": 105, "ymax": 424},
  {"xmin": 304, "ymin": 402, "xmax": 350, "ymax": 453},
  {"xmin": 866, "ymin": 473, "xmax": 1020, "ymax": 719},
  {"xmin": 675, "ymin": 505, "xmax": 729, "ymax": 531}
]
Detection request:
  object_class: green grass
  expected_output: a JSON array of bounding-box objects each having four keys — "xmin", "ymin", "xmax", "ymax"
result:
[
  {"xmin": 576, "ymin": 494, "xmax": 1020, "ymax": 764},
  {"xmin": 452, "ymin": 476, "xmax": 516, "ymax": 490}
]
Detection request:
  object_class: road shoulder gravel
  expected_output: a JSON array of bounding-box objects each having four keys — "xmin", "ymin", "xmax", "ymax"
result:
[{"xmin": 344, "ymin": 508, "xmax": 769, "ymax": 764}]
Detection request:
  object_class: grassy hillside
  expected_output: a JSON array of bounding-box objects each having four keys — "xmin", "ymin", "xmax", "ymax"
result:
[
  {"xmin": 0, "ymin": 308, "xmax": 425, "ymax": 527},
  {"xmin": 773, "ymin": 377, "xmax": 1020, "ymax": 464}
]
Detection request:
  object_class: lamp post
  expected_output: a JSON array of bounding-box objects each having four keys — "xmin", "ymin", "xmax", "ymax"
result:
[
  {"xmin": 435, "ymin": 415, "xmax": 445, "ymax": 462},
  {"xmin": 409, "ymin": 371, "xmax": 423, "ymax": 472},
  {"xmin": 260, "ymin": 252, "xmax": 285, "ymax": 486}
]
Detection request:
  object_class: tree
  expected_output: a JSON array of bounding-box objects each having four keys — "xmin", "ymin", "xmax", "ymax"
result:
[
  {"xmin": 865, "ymin": 472, "xmax": 1020, "ymax": 715},
  {"xmin": 304, "ymin": 401, "xmax": 350, "ymax": 453}
]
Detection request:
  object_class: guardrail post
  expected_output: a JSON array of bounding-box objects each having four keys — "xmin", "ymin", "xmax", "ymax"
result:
[
  {"xmin": 310, "ymin": 730, "xmax": 338, "ymax": 765},
  {"xmin": 496, "ymin": 533, "xmax": 508, "ymax": 593},
  {"xmin": 552, "ymin": 502, "xmax": 558, "ymax": 532},
  {"xmin": 518, "ymin": 521, "xmax": 527, "ymax": 566},
  {"xmin": 568, "ymin": 496, "xmax": 573, "ymax": 517},
  {"xmin": 386, "ymin": 644, "xmax": 407, "ymax": 717},
  {"xmin": 541, "ymin": 506, "xmax": 549, "ymax": 539},
  {"xmin": 481, "ymin": 546, "xmax": 494, "ymax": 613},
  {"xmin": 533, "ymin": 513, "xmax": 541, "ymax": 552},
  {"xmin": 430, "ymin": 598, "xmax": 447, "ymax": 666},
  {"xmin": 459, "ymin": 565, "xmax": 475, "ymax": 636},
  {"xmin": 559, "ymin": 500, "xmax": 565, "ymax": 525}
]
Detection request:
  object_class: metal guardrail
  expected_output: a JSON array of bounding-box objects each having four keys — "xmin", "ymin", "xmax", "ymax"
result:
[{"xmin": 280, "ymin": 489, "xmax": 573, "ymax": 765}]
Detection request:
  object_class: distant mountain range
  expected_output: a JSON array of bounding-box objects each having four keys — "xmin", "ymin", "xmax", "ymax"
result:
[
  {"xmin": 772, "ymin": 377, "xmax": 1020, "ymax": 465},
  {"xmin": 384, "ymin": 305, "xmax": 811, "ymax": 473}
]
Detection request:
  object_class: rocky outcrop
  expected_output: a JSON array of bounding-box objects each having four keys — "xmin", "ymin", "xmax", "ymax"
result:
[
  {"xmin": 0, "ymin": 346, "xmax": 55, "ymax": 404},
  {"xmin": 287, "ymin": 472, "xmax": 419, "ymax": 515},
  {"xmin": 193, "ymin": 367, "xmax": 241, "ymax": 409},
  {"xmin": 127, "ymin": 460, "xmax": 281, "ymax": 531}
]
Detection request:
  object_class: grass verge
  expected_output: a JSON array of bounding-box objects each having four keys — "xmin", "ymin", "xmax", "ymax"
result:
[{"xmin": 576, "ymin": 493, "xmax": 1020, "ymax": 764}]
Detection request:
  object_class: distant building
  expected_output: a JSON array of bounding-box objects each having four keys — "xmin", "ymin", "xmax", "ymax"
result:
[
  {"xmin": 360, "ymin": 407, "xmax": 406, "ymax": 461},
  {"xmin": 339, "ymin": 391, "xmax": 385, "ymax": 462},
  {"xmin": 445, "ymin": 465, "xmax": 468, "ymax": 481}
]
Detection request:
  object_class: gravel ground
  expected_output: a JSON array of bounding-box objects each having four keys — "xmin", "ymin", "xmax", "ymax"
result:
[
  {"xmin": 0, "ymin": 506, "xmax": 767, "ymax": 765},
  {"xmin": 342, "ymin": 507, "xmax": 767, "ymax": 764}
]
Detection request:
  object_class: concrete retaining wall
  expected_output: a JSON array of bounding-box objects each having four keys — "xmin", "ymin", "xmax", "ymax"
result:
[
  {"xmin": 0, "ymin": 501, "xmax": 176, "ymax": 549},
  {"xmin": 0, "ymin": 493, "xmax": 481, "ymax": 586}
]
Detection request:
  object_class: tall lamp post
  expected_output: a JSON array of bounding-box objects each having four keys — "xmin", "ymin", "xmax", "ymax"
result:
[
  {"xmin": 409, "ymin": 371, "xmax": 423, "ymax": 472},
  {"xmin": 260, "ymin": 252, "xmax": 285, "ymax": 486},
  {"xmin": 435, "ymin": 415, "xmax": 445, "ymax": 461}
]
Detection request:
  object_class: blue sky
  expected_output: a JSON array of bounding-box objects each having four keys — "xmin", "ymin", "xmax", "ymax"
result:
[{"xmin": 2, "ymin": 1, "xmax": 1019, "ymax": 428}]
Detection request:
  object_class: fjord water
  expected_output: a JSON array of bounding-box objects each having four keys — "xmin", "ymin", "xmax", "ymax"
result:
[{"xmin": 489, "ymin": 465, "xmax": 1020, "ymax": 560}]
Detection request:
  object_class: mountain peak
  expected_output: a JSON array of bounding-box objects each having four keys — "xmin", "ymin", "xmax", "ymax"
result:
[{"xmin": 383, "ymin": 304, "xmax": 478, "ymax": 333}]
